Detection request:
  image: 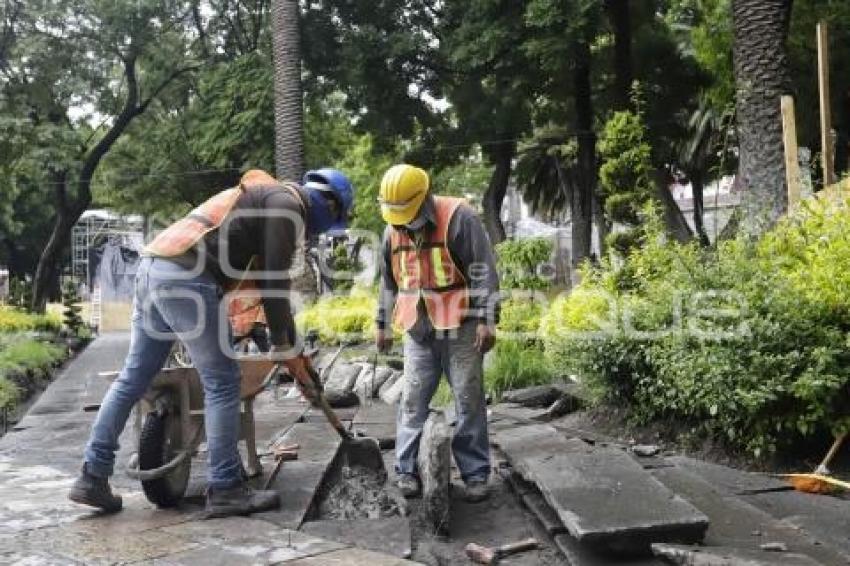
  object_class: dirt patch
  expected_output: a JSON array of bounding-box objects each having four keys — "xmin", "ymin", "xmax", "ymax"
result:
[{"xmin": 316, "ymin": 465, "xmax": 401, "ymax": 520}]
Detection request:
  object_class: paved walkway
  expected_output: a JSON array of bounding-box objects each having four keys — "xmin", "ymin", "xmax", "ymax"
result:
[{"xmin": 0, "ymin": 334, "xmax": 413, "ymax": 565}]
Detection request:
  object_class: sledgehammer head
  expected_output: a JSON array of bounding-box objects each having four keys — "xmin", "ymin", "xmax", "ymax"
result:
[{"xmin": 465, "ymin": 543, "xmax": 496, "ymax": 564}]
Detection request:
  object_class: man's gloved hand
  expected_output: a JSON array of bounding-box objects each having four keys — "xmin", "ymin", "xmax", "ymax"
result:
[
  {"xmin": 271, "ymin": 347, "xmax": 320, "ymax": 404},
  {"xmin": 376, "ymin": 328, "xmax": 394, "ymax": 354},
  {"xmin": 474, "ymin": 323, "xmax": 496, "ymax": 354}
]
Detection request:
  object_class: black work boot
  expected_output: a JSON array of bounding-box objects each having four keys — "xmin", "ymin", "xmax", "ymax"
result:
[
  {"xmin": 68, "ymin": 463, "xmax": 123, "ymax": 513},
  {"xmin": 204, "ymin": 483, "xmax": 280, "ymax": 519}
]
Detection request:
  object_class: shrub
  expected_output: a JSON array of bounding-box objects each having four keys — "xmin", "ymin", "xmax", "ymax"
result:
[
  {"xmin": 545, "ymin": 202, "xmax": 850, "ymax": 457},
  {"xmin": 62, "ymin": 279, "xmax": 85, "ymax": 336},
  {"xmin": 0, "ymin": 334, "xmax": 66, "ymax": 402},
  {"xmin": 296, "ymin": 287, "xmax": 377, "ymax": 344},
  {"xmin": 0, "ymin": 378, "xmax": 19, "ymax": 413},
  {"xmin": 0, "ymin": 307, "xmax": 62, "ymax": 333},
  {"xmin": 495, "ymin": 238, "xmax": 553, "ymax": 291}
]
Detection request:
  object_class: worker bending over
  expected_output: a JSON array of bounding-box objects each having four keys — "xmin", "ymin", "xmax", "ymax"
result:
[
  {"xmin": 70, "ymin": 168, "xmax": 353, "ymax": 518},
  {"xmin": 375, "ymin": 164, "xmax": 500, "ymax": 502}
]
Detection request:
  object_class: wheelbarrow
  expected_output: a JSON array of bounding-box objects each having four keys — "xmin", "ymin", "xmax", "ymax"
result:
[{"xmin": 103, "ymin": 357, "xmax": 279, "ymax": 507}]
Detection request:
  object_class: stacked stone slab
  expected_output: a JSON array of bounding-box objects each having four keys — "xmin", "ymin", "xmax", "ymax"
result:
[{"xmin": 494, "ymin": 423, "xmax": 709, "ymax": 555}]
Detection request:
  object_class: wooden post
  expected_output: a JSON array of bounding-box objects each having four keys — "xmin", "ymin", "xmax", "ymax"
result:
[
  {"xmin": 817, "ymin": 21, "xmax": 835, "ymax": 186},
  {"xmin": 781, "ymin": 96, "xmax": 802, "ymax": 208}
]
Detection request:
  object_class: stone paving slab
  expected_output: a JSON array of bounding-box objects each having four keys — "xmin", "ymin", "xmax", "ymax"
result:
[
  {"xmin": 494, "ymin": 424, "xmax": 709, "ymax": 553},
  {"xmin": 742, "ymin": 489, "xmax": 850, "ymax": 558},
  {"xmin": 650, "ymin": 465, "xmax": 849, "ymax": 565},
  {"xmin": 300, "ymin": 517, "xmax": 412, "ymax": 558},
  {"xmin": 665, "ymin": 455, "xmax": 790, "ymax": 495},
  {"xmin": 651, "ymin": 543, "xmax": 824, "ymax": 565},
  {"xmin": 282, "ymin": 547, "xmax": 419, "ymax": 565}
]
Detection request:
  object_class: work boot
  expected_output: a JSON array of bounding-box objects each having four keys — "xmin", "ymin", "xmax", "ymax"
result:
[
  {"xmin": 68, "ymin": 463, "xmax": 123, "ymax": 513},
  {"xmin": 463, "ymin": 479, "xmax": 489, "ymax": 503},
  {"xmin": 397, "ymin": 474, "xmax": 421, "ymax": 498},
  {"xmin": 204, "ymin": 483, "xmax": 280, "ymax": 519}
]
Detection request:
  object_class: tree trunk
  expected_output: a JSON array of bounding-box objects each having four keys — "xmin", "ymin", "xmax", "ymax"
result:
[
  {"xmin": 606, "ymin": 0, "xmax": 633, "ymax": 111},
  {"xmin": 651, "ymin": 169, "xmax": 693, "ymax": 243},
  {"xmin": 271, "ymin": 0, "xmax": 305, "ymax": 182},
  {"xmin": 691, "ymin": 171, "xmax": 711, "ymax": 246},
  {"xmin": 572, "ymin": 40, "xmax": 595, "ymax": 274},
  {"xmin": 731, "ymin": 0, "xmax": 793, "ymax": 234},
  {"xmin": 482, "ymin": 140, "xmax": 515, "ymax": 245}
]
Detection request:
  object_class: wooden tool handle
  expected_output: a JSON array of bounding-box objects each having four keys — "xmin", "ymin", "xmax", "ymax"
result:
[{"xmin": 496, "ymin": 537, "xmax": 539, "ymax": 557}]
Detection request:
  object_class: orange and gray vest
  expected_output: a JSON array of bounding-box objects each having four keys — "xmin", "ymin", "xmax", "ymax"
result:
[
  {"xmin": 390, "ymin": 196, "xmax": 469, "ymax": 331},
  {"xmin": 143, "ymin": 169, "xmax": 304, "ymax": 335}
]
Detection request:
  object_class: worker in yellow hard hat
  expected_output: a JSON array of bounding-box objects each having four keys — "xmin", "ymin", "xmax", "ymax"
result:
[{"xmin": 375, "ymin": 164, "xmax": 500, "ymax": 503}]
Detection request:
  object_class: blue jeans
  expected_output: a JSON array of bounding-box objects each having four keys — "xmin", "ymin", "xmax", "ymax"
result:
[
  {"xmin": 395, "ymin": 320, "xmax": 490, "ymax": 483},
  {"xmin": 84, "ymin": 257, "xmax": 242, "ymax": 490}
]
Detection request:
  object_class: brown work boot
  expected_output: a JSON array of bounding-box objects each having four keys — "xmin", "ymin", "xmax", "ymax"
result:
[
  {"xmin": 204, "ymin": 483, "xmax": 280, "ymax": 519},
  {"xmin": 463, "ymin": 479, "xmax": 489, "ymax": 503},
  {"xmin": 397, "ymin": 474, "xmax": 421, "ymax": 498},
  {"xmin": 68, "ymin": 463, "xmax": 123, "ymax": 513}
]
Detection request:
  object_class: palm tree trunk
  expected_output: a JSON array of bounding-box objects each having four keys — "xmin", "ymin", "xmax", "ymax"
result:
[
  {"xmin": 572, "ymin": 39, "xmax": 595, "ymax": 274},
  {"xmin": 271, "ymin": 0, "xmax": 305, "ymax": 182},
  {"xmin": 731, "ymin": 0, "xmax": 793, "ymax": 234}
]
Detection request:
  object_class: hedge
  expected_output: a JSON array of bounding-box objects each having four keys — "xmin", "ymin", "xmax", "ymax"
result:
[
  {"xmin": 0, "ymin": 307, "xmax": 61, "ymax": 333},
  {"xmin": 544, "ymin": 201, "xmax": 850, "ymax": 456}
]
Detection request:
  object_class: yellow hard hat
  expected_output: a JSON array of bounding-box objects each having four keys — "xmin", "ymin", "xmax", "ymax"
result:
[{"xmin": 379, "ymin": 164, "xmax": 429, "ymax": 225}]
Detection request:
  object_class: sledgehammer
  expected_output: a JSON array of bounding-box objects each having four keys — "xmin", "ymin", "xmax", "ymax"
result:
[{"xmin": 465, "ymin": 538, "xmax": 539, "ymax": 564}]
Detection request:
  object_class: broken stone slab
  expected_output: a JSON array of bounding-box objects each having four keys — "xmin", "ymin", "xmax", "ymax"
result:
[
  {"xmin": 379, "ymin": 371, "xmax": 405, "ymax": 405},
  {"xmin": 633, "ymin": 444, "xmax": 662, "ymax": 458},
  {"xmin": 494, "ymin": 424, "xmax": 709, "ymax": 554},
  {"xmin": 354, "ymin": 365, "xmax": 395, "ymax": 400},
  {"xmin": 323, "ymin": 362, "xmax": 362, "ymax": 392},
  {"xmin": 651, "ymin": 543, "xmax": 824, "ymax": 566},
  {"xmin": 324, "ymin": 388, "xmax": 359, "ymax": 408},
  {"xmin": 300, "ymin": 517, "xmax": 412, "ymax": 558},
  {"xmin": 417, "ymin": 411, "xmax": 451, "ymax": 535},
  {"xmin": 501, "ymin": 384, "xmax": 563, "ymax": 407}
]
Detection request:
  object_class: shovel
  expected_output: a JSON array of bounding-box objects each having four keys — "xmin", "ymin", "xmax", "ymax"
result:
[{"xmin": 290, "ymin": 344, "xmax": 386, "ymax": 473}]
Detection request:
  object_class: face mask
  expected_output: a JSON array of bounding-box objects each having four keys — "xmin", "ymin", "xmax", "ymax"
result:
[{"xmin": 307, "ymin": 190, "xmax": 337, "ymax": 236}]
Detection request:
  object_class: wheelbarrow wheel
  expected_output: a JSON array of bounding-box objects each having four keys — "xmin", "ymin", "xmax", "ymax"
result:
[{"xmin": 139, "ymin": 409, "xmax": 191, "ymax": 507}]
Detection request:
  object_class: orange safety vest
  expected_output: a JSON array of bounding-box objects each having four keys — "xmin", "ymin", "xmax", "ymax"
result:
[
  {"xmin": 390, "ymin": 196, "xmax": 469, "ymax": 331},
  {"xmin": 143, "ymin": 169, "xmax": 305, "ymax": 336}
]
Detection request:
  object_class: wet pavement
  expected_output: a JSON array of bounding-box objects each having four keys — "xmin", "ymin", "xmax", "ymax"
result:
[{"xmin": 0, "ymin": 334, "xmax": 414, "ymax": 565}]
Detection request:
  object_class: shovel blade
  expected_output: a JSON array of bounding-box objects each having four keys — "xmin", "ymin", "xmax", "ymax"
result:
[{"xmin": 341, "ymin": 436, "xmax": 386, "ymax": 476}]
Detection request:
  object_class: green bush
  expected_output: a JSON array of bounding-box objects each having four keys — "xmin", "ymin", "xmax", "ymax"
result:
[
  {"xmin": 296, "ymin": 287, "xmax": 377, "ymax": 344},
  {"xmin": 0, "ymin": 334, "xmax": 66, "ymax": 404},
  {"xmin": 0, "ymin": 307, "xmax": 62, "ymax": 333},
  {"xmin": 0, "ymin": 378, "xmax": 20, "ymax": 412},
  {"xmin": 495, "ymin": 238, "xmax": 553, "ymax": 291},
  {"xmin": 546, "ymin": 202, "xmax": 850, "ymax": 457}
]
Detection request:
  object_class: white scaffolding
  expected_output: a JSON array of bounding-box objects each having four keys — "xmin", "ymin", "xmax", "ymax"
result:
[{"xmin": 70, "ymin": 210, "xmax": 144, "ymax": 327}]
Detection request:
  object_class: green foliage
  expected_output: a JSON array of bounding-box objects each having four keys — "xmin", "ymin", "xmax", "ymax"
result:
[
  {"xmin": 295, "ymin": 287, "xmax": 377, "ymax": 344},
  {"xmin": 0, "ymin": 333, "xmax": 66, "ymax": 413},
  {"xmin": 598, "ymin": 103, "xmax": 655, "ymax": 254},
  {"xmin": 0, "ymin": 378, "xmax": 19, "ymax": 413},
  {"xmin": 544, "ymin": 200, "xmax": 850, "ymax": 456},
  {"xmin": 495, "ymin": 238, "xmax": 553, "ymax": 291},
  {"xmin": 327, "ymin": 244, "xmax": 364, "ymax": 292},
  {"xmin": 0, "ymin": 307, "xmax": 61, "ymax": 333},
  {"xmin": 62, "ymin": 280, "xmax": 84, "ymax": 336}
]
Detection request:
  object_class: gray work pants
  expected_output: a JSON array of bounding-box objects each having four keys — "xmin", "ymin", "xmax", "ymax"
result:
[{"xmin": 395, "ymin": 320, "xmax": 490, "ymax": 482}]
